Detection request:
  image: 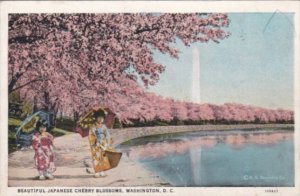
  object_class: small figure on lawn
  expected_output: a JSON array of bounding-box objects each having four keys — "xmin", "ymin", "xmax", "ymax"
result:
[{"xmin": 32, "ymin": 119, "xmax": 56, "ymax": 180}]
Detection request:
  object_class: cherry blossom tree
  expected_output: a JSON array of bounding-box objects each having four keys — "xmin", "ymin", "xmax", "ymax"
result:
[
  {"xmin": 156, "ymin": 97, "xmax": 173, "ymax": 121},
  {"xmin": 9, "ymin": 13, "xmax": 230, "ymax": 121},
  {"xmin": 198, "ymin": 104, "xmax": 215, "ymax": 122},
  {"xmin": 9, "ymin": 13, "xmax": 293, "ymax": 125}
]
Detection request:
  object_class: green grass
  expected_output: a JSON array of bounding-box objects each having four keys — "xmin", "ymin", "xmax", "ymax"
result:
[
  {"xmin": 51, "ymin": 127, "xmax": 72, "ymax": 137},
  {"xmin": 8, "ymin": 118, "xmax": 21, "ymax": 139},
  {"xmin": 8, "ymin": 117, "xmax": 21, "ymax": 126}
]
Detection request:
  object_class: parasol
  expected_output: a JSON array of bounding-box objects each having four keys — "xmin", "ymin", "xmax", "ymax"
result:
[
  {"xmin": 16, "ymin": 110, "xmax": 54, "ymax": 147},
  {"xmin": 104, "ymin": 150, "xmax": 122, "ymax": 169},
  {"xmin": 21, "ymin": 115, "xmax": 40, "ymax": 133},
  {"xmin": 76, "ymin": 107, "xmax": 122, "ymax": 171},
  {"xmin": 75, "ymin": 106, "xmax": 115, "ymax": 138}
]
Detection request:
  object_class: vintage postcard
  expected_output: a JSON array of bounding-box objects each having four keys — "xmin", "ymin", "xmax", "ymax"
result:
[{"xmin": 0, "ymin": 1, "xmax": 299, "ymax": 196}]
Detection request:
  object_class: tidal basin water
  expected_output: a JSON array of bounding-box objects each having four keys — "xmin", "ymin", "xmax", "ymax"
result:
[{"xmin": 117, "ymin": 129, "xmax": 294, "ymax": 187}]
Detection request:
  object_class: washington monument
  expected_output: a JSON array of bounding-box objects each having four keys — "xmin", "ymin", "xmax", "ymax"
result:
[{"xmin": 191, "ymin": 46, "xmax": 201, "ymax": 103}]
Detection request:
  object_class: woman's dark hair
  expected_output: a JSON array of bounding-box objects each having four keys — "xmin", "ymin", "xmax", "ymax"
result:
[
  {"xmin": 36, "ymin": 119, "xmax": 48, "ymax": 131},
  {"xmin": 93, "ymin": 110, "xmax": 106, "ymax": 119}
]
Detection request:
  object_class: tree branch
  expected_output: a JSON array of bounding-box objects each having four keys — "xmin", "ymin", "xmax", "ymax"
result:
[
  {"xmin": 9, "ymin": 28, "xmax": 55, "ymax": 44},
  {"xmin": 8, "ymin": 63, "xmax": 32, "ymax": 93},
  {"xmin": 10, "ymin": 77, "xmax": 44, "ymax": 93},
  {"xmin": 134, "ymin": 26, "xmax": 159, "ymax": 34},
  {"xmin": 9, "ymin": 35, "xmax": 44, "ymax": 44}
]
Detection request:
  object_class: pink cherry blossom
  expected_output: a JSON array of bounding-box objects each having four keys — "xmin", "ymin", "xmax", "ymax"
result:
[
  {"xmin": 8, "ymin": 14, "xmax": 293, "ymax": 124},
  {"xmin": 9, "ymin": 13, "xmax": 230, "ymax": 121}
]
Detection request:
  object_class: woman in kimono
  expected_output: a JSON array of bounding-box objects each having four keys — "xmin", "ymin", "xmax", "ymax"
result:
[
  {"xmin": 89, "ymin": 110, "xmax": 112, "ymax": 178},
  {"xmin": 31, "ymin": 119, "xmax": 56, "ymax": 180}
]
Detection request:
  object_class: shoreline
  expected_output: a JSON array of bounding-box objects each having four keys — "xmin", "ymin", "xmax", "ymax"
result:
[
  {"xmin": 8, "ymin": 124, "xmax": 293, "ymax": 187},
  {"xmin": 118, "ymin": 127, "xmax": 294, "ymax": 145},
  {"xmin": 111, "ymin": 123, "xmax": 294, "ymax": 145}
]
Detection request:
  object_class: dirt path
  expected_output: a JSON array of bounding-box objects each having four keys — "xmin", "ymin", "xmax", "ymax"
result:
[{"xmin": 8, "ymin": 133, "xmax": 169, "ymax": 187}]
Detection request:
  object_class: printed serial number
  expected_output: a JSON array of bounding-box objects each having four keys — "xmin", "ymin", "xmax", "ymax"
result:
[{"xmin": 265, "ymin": 189, "xmax": 279, "ymax": 193}]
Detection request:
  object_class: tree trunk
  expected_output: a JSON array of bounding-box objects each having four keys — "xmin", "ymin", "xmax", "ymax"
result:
[
  {"xmin": 73, "ymin": 111, "xmax": 79, "ymax": 122},
  {"xmin": 43, "ymin": 91, "xmax": 49, "ymax": 111},
  {"xmin": 33, "ymin": 96, "xmax": 38, "ymax": 113},
  {"xmin": 8, "ymin": 79, "xmax": 17, "ymax": 94}
]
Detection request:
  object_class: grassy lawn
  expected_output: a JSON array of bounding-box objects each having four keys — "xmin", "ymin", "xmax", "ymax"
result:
[
  {"xmin": 8, "ymin": 117, "xmax": 21, "ymax": 126},
  {"xmin": 52, "ymin": 127, "xmax": 72, "ymax": 137},
  {"xmin": 8, "ymin": 117, "xmax": 73, "ymax": 153}
]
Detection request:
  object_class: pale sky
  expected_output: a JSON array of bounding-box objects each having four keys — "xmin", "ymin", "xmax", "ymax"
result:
[{"xmin": 147, "ymin": 13, "xmax": 294, "ymax": 110}]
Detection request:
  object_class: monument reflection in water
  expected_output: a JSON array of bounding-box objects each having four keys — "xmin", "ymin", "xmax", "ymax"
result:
[{"xmin": 118, "ymin": 130, "xmax": 294, "ymax": 187}]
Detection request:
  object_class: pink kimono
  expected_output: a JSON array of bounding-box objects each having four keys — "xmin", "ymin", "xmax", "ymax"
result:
[{"xmin": 31, "ymin": 132, "xmax": 56, "ymax": 174}]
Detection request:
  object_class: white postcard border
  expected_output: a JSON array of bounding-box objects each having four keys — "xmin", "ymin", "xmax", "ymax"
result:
[{"xmin": 0, "ymin": 1, "xmax": 299, "ymax": 196}]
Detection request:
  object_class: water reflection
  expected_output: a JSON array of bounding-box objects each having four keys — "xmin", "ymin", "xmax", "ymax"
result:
[
  {"xmin": 118, "ymin": 130, "xmax": 294, "ymax": 186},
  {"xmin": 125, "ymin": 131, "xmax": 293, "ymax": 160},
  {"xmin": 190, "ymin": 147, "xmax": 201, "ymax": 185}
]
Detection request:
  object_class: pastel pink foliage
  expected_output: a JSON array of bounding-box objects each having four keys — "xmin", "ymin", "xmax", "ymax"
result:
[
  {"xmin": 8, "ymin": 14, "xmax": 294, "ymax": 124},
  {"xmin": 8, "ymin": 13, "xmax": 230, "ymax": 121}
]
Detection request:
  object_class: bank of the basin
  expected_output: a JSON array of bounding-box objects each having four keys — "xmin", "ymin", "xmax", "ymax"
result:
[{"xmin": 112, "ymin": 124, "xmax": 293, "ymax": 145}]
